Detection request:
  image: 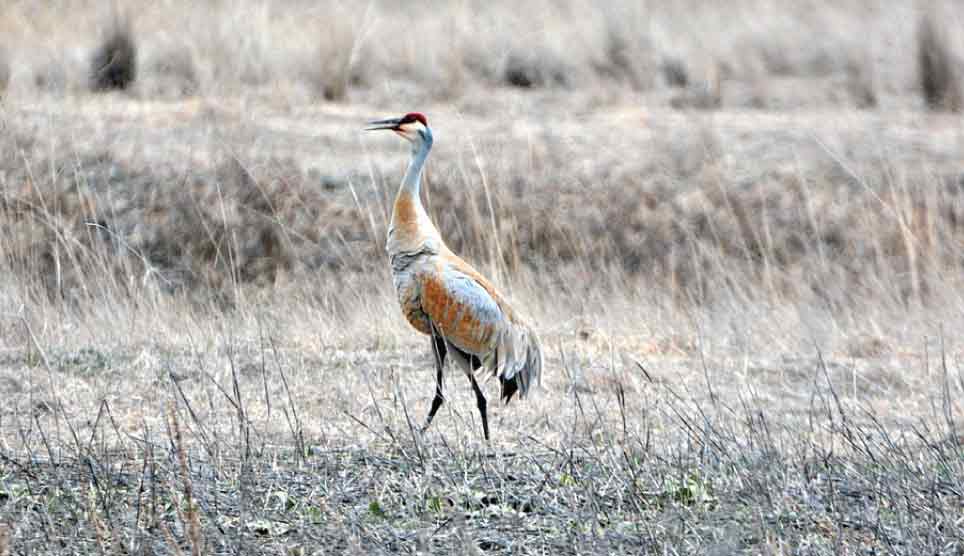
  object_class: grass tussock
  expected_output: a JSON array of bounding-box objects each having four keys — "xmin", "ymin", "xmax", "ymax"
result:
[
  {"xmin": 917, "ymin": 7, "xmax": 963, "ymax": 112},
  {"xmin": 89, "ymin": 19, "xmax": 138, "ymax": 92}
]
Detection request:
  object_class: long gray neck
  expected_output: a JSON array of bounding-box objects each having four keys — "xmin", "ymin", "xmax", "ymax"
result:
[
  {"xmin": 400, "ymin": 135, "xmax": 432, "ymax": 196},
  {"xmin": 388, "ymin": 132, "xmax": 442, "ymax": 255}
]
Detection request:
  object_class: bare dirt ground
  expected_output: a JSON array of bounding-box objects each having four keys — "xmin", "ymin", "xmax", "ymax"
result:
[{"xmin": 1, "ymin": 1, "xmax": 964, "ymax": 554}]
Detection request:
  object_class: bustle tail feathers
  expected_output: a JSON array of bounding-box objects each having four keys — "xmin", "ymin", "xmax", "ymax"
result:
[{"xmin": 492, "ymin": 321, "xmax": 543, "ymax": 404}]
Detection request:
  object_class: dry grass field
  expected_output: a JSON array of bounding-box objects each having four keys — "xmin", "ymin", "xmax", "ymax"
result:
[{"xmin": 1, "ymin": 1, "xmax": 964, "ymax": 554}]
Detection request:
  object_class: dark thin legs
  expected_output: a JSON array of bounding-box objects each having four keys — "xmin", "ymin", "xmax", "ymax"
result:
[
  {"xmin": 423, "ymin": 330, "xmax": 447, "ymax": 432},
  {"xmin": 469, "ymin": 373, "xmax": 490, "ymax": 441},
  {"xmin": 423, "ymin": 326, "xmax": 489, "ymax": 441}
]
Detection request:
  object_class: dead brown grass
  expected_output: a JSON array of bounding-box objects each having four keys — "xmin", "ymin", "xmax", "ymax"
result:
[{"xmin": 3, "ymin": 100, "xmax": 962, "ymax": 312}]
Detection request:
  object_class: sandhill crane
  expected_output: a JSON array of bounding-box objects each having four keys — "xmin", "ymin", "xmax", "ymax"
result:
[{"xmin": 366, "ymin": 112, "xmax": 543, "ymax": 441}]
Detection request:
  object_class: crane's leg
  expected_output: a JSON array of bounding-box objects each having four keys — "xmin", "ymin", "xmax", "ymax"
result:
[
  {"xmin": 468, "ymin": 374, "xmax": 490, "ymax": 441},
  {"xmin": 433, "ymin": 336, "xmax": 489, "ymax": 442},
  {"xmin": 422, "ymin": 328, "xmax": 447, "ymax": 432}
]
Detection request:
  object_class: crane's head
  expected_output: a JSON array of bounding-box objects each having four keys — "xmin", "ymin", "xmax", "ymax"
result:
[{"xmin": 365, "ymin": 112, "xmax": 432, "ymax": 147}]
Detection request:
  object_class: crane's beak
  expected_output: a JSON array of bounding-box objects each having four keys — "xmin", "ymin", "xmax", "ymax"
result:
[{"xmin": 365, "ymin": 117, "xmax": 403, "ymax": 131}]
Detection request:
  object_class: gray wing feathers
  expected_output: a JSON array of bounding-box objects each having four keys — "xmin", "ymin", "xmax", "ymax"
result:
[
  {"xmin": 442, "ymin": 268, "xmax": 543, "ymax": 398},
  {"xmin": 446, "ymin": 273, "xmax": 502, "ymax": 328}
]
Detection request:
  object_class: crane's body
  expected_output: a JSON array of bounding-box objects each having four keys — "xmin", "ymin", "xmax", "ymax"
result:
[{"xmin": 368, "ymin": 112, "xmax": 542, "ymax": 441}]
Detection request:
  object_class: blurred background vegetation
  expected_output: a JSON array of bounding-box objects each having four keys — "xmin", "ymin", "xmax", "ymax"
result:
[{"xmin": 0, "ymin": 0, "xmax": 961, "ymax": 340}]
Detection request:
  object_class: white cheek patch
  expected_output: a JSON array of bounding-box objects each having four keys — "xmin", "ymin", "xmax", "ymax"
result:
[
  {"xmin": 396, "ymin": 122, "xmax": 426, "ymax": 139},
  {"xmin": 399, "ymin": 122, "xmax": 424, "ymax": 135}
]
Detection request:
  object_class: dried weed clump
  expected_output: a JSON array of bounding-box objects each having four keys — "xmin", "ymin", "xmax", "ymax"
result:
[
  {"xmin": 0, "ymin": 46, "xmax": 9, "ymax": 97},
  {"xmin": 89, "ymin": 20, "xmax": 138, "ymax": 92},
  {"xmin": 844, "ymin": 50, "xmax": 878, "ymax": 109},
  {"xmin": 660, "ymin": 57, "xmax": 689, "ymax": 88},
  {"xmin": 502, "ymin": 49, "xmax": 572, "ymax": 89},
  {"xmin": 310, "ymin": 24, "xmax": 367, "ymax": 101},
  {"xmin": 592, "ymin": 15, "xmax": 660, "ymax": 90},
  {"xmin": 141, "ymin": 42, "xmax": 199, "ymax": 98},
  {"xmin": 917, "ymin": 7, "xmax": 962, "ymax": 111},
  {"xmin": 0, "ymin": 523, "xmax": 9, "ymax": 556},
  {"xmin": 32, "ymin": 52, "xmax": 69, "ymax": 92}
]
